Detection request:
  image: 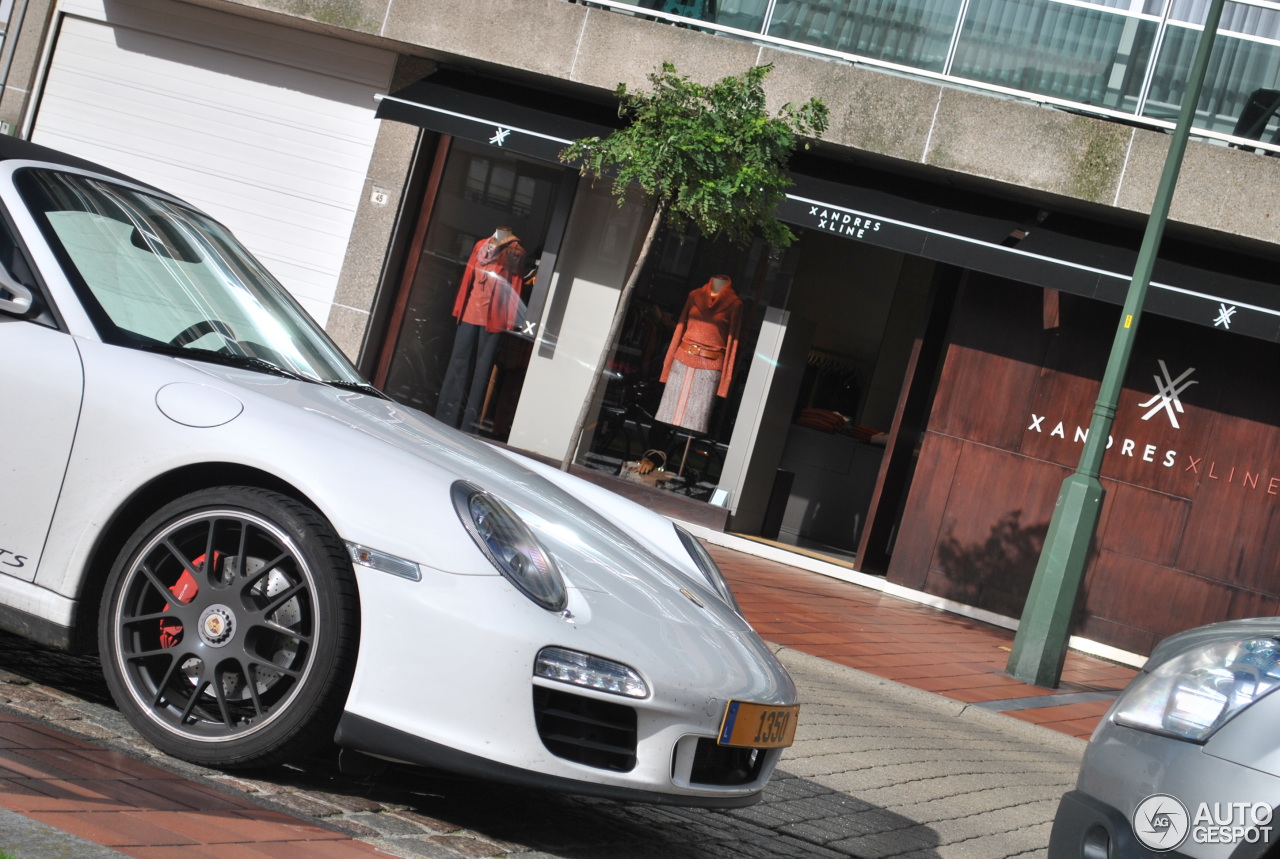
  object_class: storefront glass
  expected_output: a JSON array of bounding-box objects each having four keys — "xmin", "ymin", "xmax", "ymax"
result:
[
  {"xmin": 576, "ymin": 215, "xmax": 931, "ymax": 552},
  {"xmin": 381, "ymin": 138, "xmax": 571, "ymax": 441},
  {"xmin": 579, "ymin": 225, "xmax": 790, "ymax": 502}
]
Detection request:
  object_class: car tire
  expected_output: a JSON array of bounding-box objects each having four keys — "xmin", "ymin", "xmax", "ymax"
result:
[{"xmin": 99, "ymin": 486, "xmax": 359, "ymax": 768}]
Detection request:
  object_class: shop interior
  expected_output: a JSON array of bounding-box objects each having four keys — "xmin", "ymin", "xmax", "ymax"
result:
[
  {"xmin": 584, "ymin": 223, "xmax": 934, "ymax": 565},
  {"xmin": 770, "ymin": 231, "xmax": 933, "ymax": 562}
]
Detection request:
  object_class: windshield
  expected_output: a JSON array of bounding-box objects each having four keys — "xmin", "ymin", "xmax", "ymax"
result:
[{"xmin": 17, "ymin": 168, "xmax": 367, "ymax": 386}]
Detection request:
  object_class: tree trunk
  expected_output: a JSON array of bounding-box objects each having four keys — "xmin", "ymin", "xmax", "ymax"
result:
[{"xmin": 559, "ymin": 199, "xmax": 666, "ymax": 472}]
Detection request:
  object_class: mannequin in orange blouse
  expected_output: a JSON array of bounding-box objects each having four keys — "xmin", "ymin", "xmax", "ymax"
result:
[
  {"xmin": 655, "ymin": 274, "xmax": 742, "ymax": 435},
  {"xmin": 436, "ymin": 226, "xmax": 527, "ymax": 431}
]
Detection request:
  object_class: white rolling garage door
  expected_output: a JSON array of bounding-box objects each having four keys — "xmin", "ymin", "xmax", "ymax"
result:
[{"xmin": 29, "ymin": 0, "xmax": 396, "ymax": 325}]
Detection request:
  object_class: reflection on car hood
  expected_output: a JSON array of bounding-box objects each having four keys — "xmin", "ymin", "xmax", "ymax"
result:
[{"xmin": 182, "ymin": 362, "xmax": 749, "ymax": 633}]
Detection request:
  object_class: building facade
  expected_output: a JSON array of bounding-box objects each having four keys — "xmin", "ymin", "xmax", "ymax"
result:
[{"xmin": 1, "ymin": 0, "xmax": 1277, "ymax": 660}]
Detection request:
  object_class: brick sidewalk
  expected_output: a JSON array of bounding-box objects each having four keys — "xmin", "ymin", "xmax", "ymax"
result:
[
  {"xmin": 710, "ymin": 545, "xmax": 1137, "ymax": 740},
  {"xmin": 0, "ymin": 712, "xmax": 381, "ymax": 858}
]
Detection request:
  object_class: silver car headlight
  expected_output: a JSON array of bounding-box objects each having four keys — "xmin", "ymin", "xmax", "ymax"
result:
[
  {"xmin": 1114, "ymin": 636, "xmax": 1280, "ymax": 742},
  {"xmin": 675, "ymin": 525, "xmax": 742, "ymax": 614},
  {"xmin": 452, "ymin": 481, "xmax": 566, "ymax": 611}
]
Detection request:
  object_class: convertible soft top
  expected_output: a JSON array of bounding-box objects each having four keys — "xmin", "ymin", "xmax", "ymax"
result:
[{"xmin": 0, "ymin": 134, "xmax": 153, "ymax": 188}]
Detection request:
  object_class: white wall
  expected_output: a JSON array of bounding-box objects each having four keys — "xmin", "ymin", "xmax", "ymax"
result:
[{"xmin": 29, "ymin": 0, "xmax": 395, "ymax": 326}]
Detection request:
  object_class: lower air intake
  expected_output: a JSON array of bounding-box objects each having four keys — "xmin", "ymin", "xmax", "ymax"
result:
[
  {"xmin": 688, "ymin": 737, "xmax": 766, "ymax": 786},
  {"xmin": 533, "ymin": 686, "xmax": 637, "ymax": 772}
]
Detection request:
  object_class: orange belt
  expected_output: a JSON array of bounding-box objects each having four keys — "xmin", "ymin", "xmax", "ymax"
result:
[{"xmin": 681, "ymin": 341, "xmax": 724, "ymax": 359}]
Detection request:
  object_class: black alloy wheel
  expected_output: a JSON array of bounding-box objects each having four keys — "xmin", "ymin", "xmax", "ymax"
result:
[{"xmin": 99, "ymin": 486, "xmax": 358, "ymax": 768}]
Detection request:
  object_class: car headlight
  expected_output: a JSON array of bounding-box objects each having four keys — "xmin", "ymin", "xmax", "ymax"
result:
[
  {"xmin": 452, "ymin": 481, "xmax": 566, "ymax": 611},
  {"xmin": 675, "ymin": 525, "xmax": 742, "ymax": 614},
  {"xmin": 535, "ymin": 647, "xmax": 648, "ymax": 698},
  {"xmin": 1114, "ymin": 636, "xmax": 1280, "ymax": 742}
]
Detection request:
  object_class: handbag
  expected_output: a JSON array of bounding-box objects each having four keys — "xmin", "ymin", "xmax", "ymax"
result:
[{"xmin": 619, "ymin": 450, "xmax": 669, "ymax": 487}]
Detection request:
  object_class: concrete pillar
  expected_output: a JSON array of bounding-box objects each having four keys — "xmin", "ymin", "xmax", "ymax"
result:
[{"xmin": 507, "ymin": 184, "xmax": 653, "ymax": 461}]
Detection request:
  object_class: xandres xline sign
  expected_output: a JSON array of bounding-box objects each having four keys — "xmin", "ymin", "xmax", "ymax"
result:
[{"xmin": 1025, "ymin": 359, "xmax": 1280, "ymax": 501}]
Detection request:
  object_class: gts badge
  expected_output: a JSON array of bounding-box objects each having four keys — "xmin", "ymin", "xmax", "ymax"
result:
[{"xmin": 0, "ymin": 548, "xmax": 28, "ymax": 570}]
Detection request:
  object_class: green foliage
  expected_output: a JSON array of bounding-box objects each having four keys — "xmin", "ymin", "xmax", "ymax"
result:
[{"xmin": 561, "ymin": 62, "xmax": 828, "ymax": 249}]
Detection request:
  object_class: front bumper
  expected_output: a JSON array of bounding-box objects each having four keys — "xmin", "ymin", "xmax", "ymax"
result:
[
  {"xmin": 1050, "ymin": 790, "xmax": 1193, "ymax": 859},
  {"xmin": 335, "ymin": 710, "xmax": 779, "ymax": 807},
  {"xmin": 1050, "ymin": 790, "xmax": 1275, "ymax": 859},
  {"xmin": 1052, "ymin": 711, "xmax": 1280, "ymax": 859},
  {"xmin": 339, "ymin": 565, "xmax": 795, "ymax": 805}
]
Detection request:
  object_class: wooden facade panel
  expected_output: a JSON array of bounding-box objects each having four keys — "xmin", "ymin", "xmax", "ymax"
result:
[
  {"xmin": 1072, "ymin": 614, "xmax": 1159, "ymax": 658},
  {"xmin": 1082, "ymin": 552, "xmax": 1236, "ymax": 639},
  {"xmin": 892, "ymin": 441, "xmax": 1067, "ymax": 616},
  {"xmin": 1022, "ymin": 293, "xmax": 1117, "ymax": 468},
  {"xmin": 898, "ymin": 280, "xmax": 1280, "ymax": 656},
  {"xmin": 887, "ymin": 432, "xmax": 963, "ymax": 590},
  {"xmin": 926, "ymin": 275, "xmax": 1048, "ymax": 450},
  {"xmin": 1167, "ymin": 324, "xmax": 1280, "ymax": 591},
  {"xmin": 1094, "ymin": 480, "xmax": 1190, "ymax": 568},
  {"xmin": 1177, "ymin": 450, "xmax": 1280, "ymax": 591},
  {"xmin": 1227, "ymin": 589, "xmax": 1280, "ymax": 620},
  {"xmin": 922, "ymin": 567, "xmax": 1026, "ymax": 618},
  {"xmin": 1020, "ymin": 371, "xmax": 1105, "ymax": 469},
  {"xmin": 931, "ymin": 442, "xmax": 1059, "ymax": 611}
]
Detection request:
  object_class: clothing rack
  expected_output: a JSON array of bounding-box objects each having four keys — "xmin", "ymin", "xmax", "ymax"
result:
[{"xmin": 806, "ymin": 347, "xmax": 857, "ymax": 375}]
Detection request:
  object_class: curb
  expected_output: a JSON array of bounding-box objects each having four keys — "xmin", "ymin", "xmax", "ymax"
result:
[{"xmin": 773, "ymin": 645, "xmax": 1091, "ymax": 756}]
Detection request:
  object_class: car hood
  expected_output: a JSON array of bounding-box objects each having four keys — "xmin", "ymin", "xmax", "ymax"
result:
[
  {"xmin": 1145, "ymin": 616, "xmax": 1280, "ymax": 669},
  {"xmin": 180, "ymin": 361, "xmax": 751, "ymax": 634}
]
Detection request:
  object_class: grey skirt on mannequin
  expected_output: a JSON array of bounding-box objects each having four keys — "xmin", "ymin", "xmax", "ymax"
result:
[{"xmin": 655, "ymin": 361, "xmax": 720, "ymax": 433}]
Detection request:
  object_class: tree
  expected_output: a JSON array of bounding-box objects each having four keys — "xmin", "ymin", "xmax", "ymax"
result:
[{"xmin": 557, "ymin": 61, "xmax": 828, "ymax": 471}]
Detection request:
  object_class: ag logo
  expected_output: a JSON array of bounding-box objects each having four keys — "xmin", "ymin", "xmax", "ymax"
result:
[{"xmin": 1134, "ymin": 794, "xmax": 1190, "ymax": 851}]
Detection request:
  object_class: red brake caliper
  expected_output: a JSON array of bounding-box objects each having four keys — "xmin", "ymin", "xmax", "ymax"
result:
[{"xmin": 158, "ymin": 552, "xmax": 220, "ymax": 648}]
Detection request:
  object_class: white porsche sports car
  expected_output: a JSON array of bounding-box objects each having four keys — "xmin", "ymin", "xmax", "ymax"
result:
[{"xmin": 0, "ymin": 137, "xmax": 797, "ymax": 806}]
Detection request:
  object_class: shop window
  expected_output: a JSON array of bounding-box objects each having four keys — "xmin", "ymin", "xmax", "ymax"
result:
[
  {"xmin": 380, "ymin": 138, "xmax": 571, "ymax": 441},
  {"xmin": 580, "ymin": 225, "xmax": 791, "ymax": 503}
]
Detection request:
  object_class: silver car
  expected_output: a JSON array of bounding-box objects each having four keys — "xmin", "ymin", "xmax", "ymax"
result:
[{"xmin": 1049, "ymin": 618, "xmax": 1280, "ymax": 858}]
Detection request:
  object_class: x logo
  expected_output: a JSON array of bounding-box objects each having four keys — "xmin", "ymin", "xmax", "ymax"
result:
[
  {"xmin": 1137, "ymin": 360, "xmax": 1197, "ymax": 429},
  {"xmin": 1214, "ymin": 303, "xmax": 1237, "ymax": 329}
]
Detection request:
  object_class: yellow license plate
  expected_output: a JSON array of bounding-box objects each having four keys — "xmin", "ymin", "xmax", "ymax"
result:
[{"xmin": 717, "ymin": 701, "xmax": 799, "ymax": 748}]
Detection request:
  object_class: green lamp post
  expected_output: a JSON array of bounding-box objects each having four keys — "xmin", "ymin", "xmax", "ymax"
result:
[{"xmin": 1006, "ymin": 0, "xmax": 1229, "ymax": 687}]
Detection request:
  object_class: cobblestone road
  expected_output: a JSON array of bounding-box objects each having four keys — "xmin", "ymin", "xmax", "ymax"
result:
[{"xmin": 0, "ymin": 631, "xmax": 1083, "ymax": 858}]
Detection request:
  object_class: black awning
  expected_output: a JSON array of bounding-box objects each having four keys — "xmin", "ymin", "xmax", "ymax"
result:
[
  {"xmin": 376, "ymin": 70, "xmax": 618, "ymax": 164},
  {"xmin": 781, "ymin": 169, "xmax": 1280, "ymax": 343},
  {"xmin": 378, "ymin": 71, "xmax": 1280, "ymax": 342}
]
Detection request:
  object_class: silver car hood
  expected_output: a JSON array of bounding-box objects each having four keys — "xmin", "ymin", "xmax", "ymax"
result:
[{"xmin": 1146, "ymin": 617, "xmax": 1280, "ymax": 669}]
